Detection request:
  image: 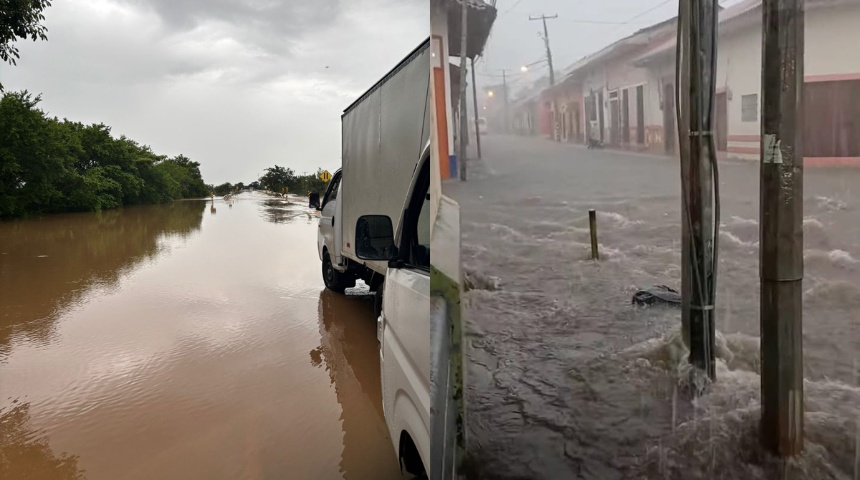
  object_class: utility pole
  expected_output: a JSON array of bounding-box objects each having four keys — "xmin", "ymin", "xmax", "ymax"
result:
[
  {"xmin": 676, "ymin": 0, "xmax": 719, "ymax": 384},
  {"xmin": 458, "ymin": 0, "xmax": 469, "ymax": 181},
  {"xmin": 760, "ymin": 0, "xmax": 805, "ymax": 457},
  {"xmin": 529, "ymin": 14, "xmax": 557, "ymax": 86},
  {"xmin": 471, "ymin": 57, "xmax": 482, "ymax": 159},
  {"xmin": 502, "ymin": 69, "xmax": 509, "ymax": 133}
]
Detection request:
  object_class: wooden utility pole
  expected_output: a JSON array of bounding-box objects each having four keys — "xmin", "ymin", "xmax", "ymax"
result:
[
  {"xmin": 458, "ymin": 0, "xmax": 469, "ymax": 181},
  {"xmin": 676, "ymin": 0, "xmax": 719, "ymax": 382},
  {"xmin": 760, "ymin": 0, "xmax": 805, "ymax": 457},
  {"xmin": 529, "ymin": 14, "xmax": 557, "ymax": 86},
  {"xmin": 471, "ymin": 57, "xmax": 482, "ymax": 159}
]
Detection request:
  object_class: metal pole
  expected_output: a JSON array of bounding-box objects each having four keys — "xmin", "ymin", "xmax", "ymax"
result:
[
  {"xmin": 588, "ymin": 209, "xmax": 599, "ymax": 260},
  {"xmin": 458, "ymin": 0, "xmax": 469, "ymax": 181},
  {"xmin": 676, "ymin": 0, "xmax": 719, "ymax": 383},
  {"xmin": 471, "ymin": 57, "xmax": 482, "ymax": 159},
  {"xmin": 760, "ymin": 0, "xmax": 805, "ymax": 457},
  {"xmin": 502, "ymin": 69, "xmax": 509, "ymax": 133}
]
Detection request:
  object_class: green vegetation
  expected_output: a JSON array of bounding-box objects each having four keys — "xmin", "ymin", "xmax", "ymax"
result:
[
  {"xmin": 258, "ymin": 166, "xmax": 329, "ymax": 195},
  {"xmin": 0, "ymin": 91, "xmax": 209, "ymax": 219},
  {"xmin": 213, "ymin": 182, "xmax": 233, "ymax": 196},
  {"xmin": 1, "ymin": 0, "xmax": 52, "ymax": 91}
]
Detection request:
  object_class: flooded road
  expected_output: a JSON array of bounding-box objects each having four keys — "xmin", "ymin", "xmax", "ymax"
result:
[
  {"xmin": 0, "ymin": 192, "xmax": 404, "ymax": 480},
  {"xmin": 446, "ymin": 135, "xmax": 860, "ymax": 480}
]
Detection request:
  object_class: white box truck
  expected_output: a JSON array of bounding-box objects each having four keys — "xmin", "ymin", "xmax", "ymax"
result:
[
  {"xmin": 317, "ymin": 39, "xmax": 432, "ymax": 477},
  {"xmin": 318, "ymin": 39, "xmax": 430, "ymax": 306}
]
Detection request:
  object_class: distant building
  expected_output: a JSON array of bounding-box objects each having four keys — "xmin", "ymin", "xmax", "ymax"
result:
[
  {"xmin": 636, "ymin": 0, "xmax": 860, "ymax": 163},
  {"xmin": 523, "ymin": 0, "xmax": 860, "ymax": 165},
  {"xmin": 546, "ymin": 17, "xmax": 677, "ymax": 151}
]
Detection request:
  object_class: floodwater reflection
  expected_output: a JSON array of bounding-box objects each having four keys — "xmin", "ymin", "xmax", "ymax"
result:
[
  {"xmin": 260, "ymin": 196, "xmax": 317, "ymax": 225},
  {"xmin": 314, "ymin": 289, "xmax": 404, "ymax": 479},
  {"xmin": 0, "ymin": 201, "xmax": 205, "ymax": 362},
  {"xmin": 0, "ymin": 193, "xmax": 403, "ymax": 479},
  {"xmin": 0, "ymin": 402, "xmax": 85, "ymax": 480}
]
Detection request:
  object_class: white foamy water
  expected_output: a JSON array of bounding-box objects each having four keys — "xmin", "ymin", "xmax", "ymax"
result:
[
  {"xmin": 728, "ymin": 216, "xmax": 758, "ymax": 226},
  {"xmin": 628, "ymin": 327, "xmax": 860, "ymax": 479},
  {"xmin": 450, "ymin": 139, "xmax": 860, "ymax": 480},
  {"xmin": 602, "ymin": 212, "xmax": 644, "ymax": 227},
  {"xmin": 719, "ymin": 230, "xmax": 758, "ymax": 248},
  {"xmin": 804, "ymin": 217, "xmax": 826, "ymax": 230},
  {"xmin": 816, "ymin": 196, "xmax": 848, "ymax": 211},
  {"xmin": 804, "ymin": 249, "xmax": 859, "ymax": 269}
]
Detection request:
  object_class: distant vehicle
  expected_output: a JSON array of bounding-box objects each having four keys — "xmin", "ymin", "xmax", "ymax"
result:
[
  {"xmin": 471, "ymin": 116, "xmax": 488, "ymax": 135},
  {"xmin": 317, "ymin": 38, "xmax": 431, "ymax": 477}
]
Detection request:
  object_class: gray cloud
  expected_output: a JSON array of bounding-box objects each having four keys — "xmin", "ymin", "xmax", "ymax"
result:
[{"xmin": 3, "ymin": 0, "xmax": 428, "ymax": 184}]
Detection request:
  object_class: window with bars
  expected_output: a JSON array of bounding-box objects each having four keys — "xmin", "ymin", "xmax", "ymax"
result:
[{"xmin": 742, "ymin": 94, "xmax": 758, "ymax": 122}]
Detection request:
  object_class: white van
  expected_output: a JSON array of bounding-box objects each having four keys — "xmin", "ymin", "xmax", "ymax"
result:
[
  {"xmin": 354, "ymin": 151, "xmax": 430, "ymax": 477},
  {"xmin": 319, "ymin": 39, "xmax": 432, "ymax": 477}
]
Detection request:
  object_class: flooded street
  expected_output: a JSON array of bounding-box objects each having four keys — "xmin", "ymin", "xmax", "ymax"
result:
[
  {"xmin": 446, "ymin": 135, "xmax": 860, "ymax": 479},
  {"xmin": 0, "ymin": 192, "xmax": 404, "ymax": 480}
]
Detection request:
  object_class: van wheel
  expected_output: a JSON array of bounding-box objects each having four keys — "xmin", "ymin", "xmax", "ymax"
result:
[
  {"xmin": 322, "ymin": 252, "xmax": 352, "ymax": 293},
  {"xmin": 399, "ymin": 433, "xmax": 426, "ymax": 478}
]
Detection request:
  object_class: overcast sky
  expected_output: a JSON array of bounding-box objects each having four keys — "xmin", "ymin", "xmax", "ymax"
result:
[
  {"xmin": 475, "ymin": 0, "xmax": 745, "ymax": 96},
  {"xmin": 2, "ymin": 0, "xmax": 427, "ymax": 185}
]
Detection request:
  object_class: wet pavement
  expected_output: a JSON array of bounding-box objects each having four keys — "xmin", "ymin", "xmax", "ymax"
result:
[
  {"xmin": 444, "ymin": 135, "xmax": 860, "ymax": 480},
  {"xmin": 0, "ymin": 192, "xmax": 405, "ymax": 480}
]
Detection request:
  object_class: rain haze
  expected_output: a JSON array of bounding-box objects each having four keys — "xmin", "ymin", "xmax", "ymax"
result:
[
  {"xmin": 443, "ymin": 0, "xmax": 860, "ymax": 478},
  {"xmin": 474, "ymin": 0, "xmax": 747, "ymax": 95},
  {"xmin": 1, "ymin": 0, "xmax": 428, "ymax": 184}
]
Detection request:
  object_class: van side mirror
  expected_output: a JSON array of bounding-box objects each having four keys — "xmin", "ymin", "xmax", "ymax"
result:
[{"xmin": 355, "ymin": 215, "xmax": 397, "ymax": 261}]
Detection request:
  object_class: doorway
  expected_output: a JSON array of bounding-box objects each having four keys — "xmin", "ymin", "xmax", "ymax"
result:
[
  {"xmin": 663, "ymin": 82, "xmax": 676, "ymax": 154},
  {"xmin": 598, "ymin": 91, "xmax": 605, "ymax": 142},
  {"xmin": 622, "ymin": 89, "xmax": 631, "ymax": 144},
  {"xmin": 609, "ymin": 94, "xmax": 621, "ymax": 146}
]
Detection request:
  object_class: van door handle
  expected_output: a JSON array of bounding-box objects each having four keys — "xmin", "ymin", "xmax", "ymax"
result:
[{"xmin": 331, "ymin": 216, "xmax": 335, "ymax": 226}]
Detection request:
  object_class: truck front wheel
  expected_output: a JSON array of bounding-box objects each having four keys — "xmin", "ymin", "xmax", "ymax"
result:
[{"xmin": 322, "ymin": 251, "xmax": 354, "ymax": 293}]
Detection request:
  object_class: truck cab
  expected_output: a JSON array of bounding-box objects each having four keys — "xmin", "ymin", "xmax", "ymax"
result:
[
  {"xmin": 318, "ymin": 169, "xmax": 348, "ymax": 291},
  {"xmin": 355, "ymin": 151, "xmax": 430, "ymax": 477}
]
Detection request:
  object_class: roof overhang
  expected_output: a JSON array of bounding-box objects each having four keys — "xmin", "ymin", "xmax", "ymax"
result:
[
  {"xmin": 445, "ymin": 0, "xmax": 498, "ymax": 59},
  {"xmin": 561, "ymin": 26, "xmax": 670, "ymax": 82}
]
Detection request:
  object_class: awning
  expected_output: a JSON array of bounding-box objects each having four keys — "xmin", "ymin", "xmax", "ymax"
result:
[{"xmin": 445, "ymin": 0, "xmax": 498, "ymax": 59}]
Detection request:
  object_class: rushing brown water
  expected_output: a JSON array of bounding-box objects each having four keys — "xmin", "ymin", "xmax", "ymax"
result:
[
  {"xmin": 0, "ymin": 193, "xmax": 404, "ymax": 480},
  {"xmin": 447, "ymin": 136, "xmax": 860, "ymax": 480}
]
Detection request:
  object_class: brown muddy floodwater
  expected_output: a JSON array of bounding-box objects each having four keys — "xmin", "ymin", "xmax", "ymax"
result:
[{"xmin": 0, "ymin": 192, "xmax": 405, "ymax": 480}]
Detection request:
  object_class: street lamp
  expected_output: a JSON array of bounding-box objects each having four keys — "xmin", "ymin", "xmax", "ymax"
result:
[
  {"xmin": 487, "ymin": 90, "xmax": 495, "ymax": 97},
  {"xmin": 520, "ymin": 58, "xmax": 549, "ymax": 73}
]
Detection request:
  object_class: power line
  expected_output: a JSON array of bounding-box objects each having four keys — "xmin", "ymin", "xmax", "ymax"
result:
[
  {"xmin": 557, "ymin": 18, "xmax": 651, "ymax": 25},
  {"xmin": 622, "ymin": 0, "xmax": 673, "ymax": 26},
  {"xmin": 498, "ymin": 0, "xmax": 525, "ymax": 18}
]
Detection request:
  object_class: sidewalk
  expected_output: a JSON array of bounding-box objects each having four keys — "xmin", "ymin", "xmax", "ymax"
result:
[{"xmin": 495, "ymin": 132, "xmax": 860, "ymax": 168}]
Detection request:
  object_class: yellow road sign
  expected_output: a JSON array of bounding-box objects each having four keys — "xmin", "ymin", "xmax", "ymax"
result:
[{"xmin": 320, "ymin": 170, "xmax": 332, "ymax": 182}]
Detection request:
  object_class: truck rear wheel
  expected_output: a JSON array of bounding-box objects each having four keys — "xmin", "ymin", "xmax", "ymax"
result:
[{"xmin": 322, "ymin": 251, "xmax": 353, "ymax": 293}]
